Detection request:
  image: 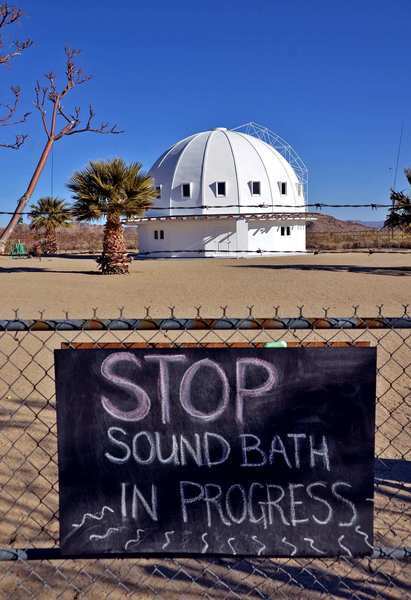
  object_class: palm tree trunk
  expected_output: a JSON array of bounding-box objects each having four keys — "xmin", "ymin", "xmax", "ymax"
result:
[
  {"xmin": 97, "ymin": 213, "xmax": 130, "ymax": 274},
  {"xmin": 44, "ymin": 227, "xmax": 57, "ymax": 255}
]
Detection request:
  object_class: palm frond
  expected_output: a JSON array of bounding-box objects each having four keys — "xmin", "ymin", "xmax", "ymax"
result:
[
  {"xmin": 29, "ymin": 197, "xmax": 72, "ymax": 232},
  {"xmin": 384, "ymin": 177, "xmax": 411, "ymax": 231},
  {"xmin": 67, "ymin": 158, "xmax": 156, "ymax": 221}
]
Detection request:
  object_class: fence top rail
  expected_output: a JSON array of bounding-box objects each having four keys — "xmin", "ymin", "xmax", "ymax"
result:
[{"xmin": 0, "ymin": 316, "xmax": 410, "ymax": 332}]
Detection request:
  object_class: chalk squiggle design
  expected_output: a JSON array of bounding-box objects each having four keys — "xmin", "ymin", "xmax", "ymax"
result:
[
  {"xmin": 125, "ymin": 529, "xmax": 145, "ymax": 550},
  {"xmin": 251, "ymin": 535, "xmax": 266, "ymax": 556},
  {"xmin": 201, "ymin": 532, "xmax": 208, "ymax": 553},
  {"xmin": 304, "ymin": 537, "xmax": 325, "ymax": 555},
  {"xmin": 282, "ymin": 537, "xmax": 297, "ymax": 556},
  {"xmin": 72, "ymin": 506, "xmax": 114, "ymax": 529},
  {"xmin": 89, "ymin": 527, "xmax": 120, "ymax": 542},
  {"xmin": 338, "ymin": 534, "xmax": 353, "ymax": 557},
  {"xmin": 365, "ymin": 497, "xmax": 374, "ymax": 503},
  {"xmin": 227, "ymin": 537, "xmax": 236, "ymax": 555},
  {"xmin": 162, "ymin": 530, "xmax": 175, "ymax": 550},
  {"xmin": 355, "ymin": 525, "xmax": 374, "ymax": 549}
]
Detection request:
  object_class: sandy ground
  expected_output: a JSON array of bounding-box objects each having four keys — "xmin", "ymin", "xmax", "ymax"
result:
[
  {"xmin": 0, "ymin": 252, "xmax": 410, "ymax": 318},
  {"xmin": 0, "ymin": 252, "xmax": 410, "ymax": 599}
]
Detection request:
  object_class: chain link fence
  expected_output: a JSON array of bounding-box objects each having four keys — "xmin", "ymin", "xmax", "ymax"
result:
[{"xmin": 0, "ymin": 308, "xmax": 410, "ymax": 599}]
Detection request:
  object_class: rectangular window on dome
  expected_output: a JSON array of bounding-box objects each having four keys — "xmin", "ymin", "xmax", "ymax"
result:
[
  {"xmin": 281, "ymin": 226, "xmax": 285, "ymax": 236},
  {"xmin": 160, "ymin": 230, "xmax": 164, "ymax": 240},
  {"xmin": 251, "ymin": 181, "xmax": 261, "ymax": 195},
  {"xmin": 182, "ymin": 183, "xmax": 191, "ymax": 198},
  {"xmin": 156, "ymin": 185, "xmax": 162, "ymax": 199},
  {"xmin": 217, "ymin": 181, "xmax": 226, "ymax": 197},
  {"xmin": 279, "ymin": 181, "xmax": 287, "ymax": 195},
  {"xmin": 287, "ymin": 226, "xmax": 291, "ymax": 236},
  {"xmin": 154, "ymin": 230, "xmax": 158, "ymax": 240}
]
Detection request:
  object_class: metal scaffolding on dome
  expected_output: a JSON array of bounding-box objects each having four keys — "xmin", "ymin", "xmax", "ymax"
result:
[{"xmin": 232, "ymin": 121, "xmax": 309, "ymax": 195}]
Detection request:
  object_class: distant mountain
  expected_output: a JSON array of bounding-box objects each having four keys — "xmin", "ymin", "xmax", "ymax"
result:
[
  {"xmin": 307, "ymin": 214, "xmax": 374, "ymax": 233},
  {"xmin": 355, "ymin": 220, "xmax": 385, "ymax": 229}
]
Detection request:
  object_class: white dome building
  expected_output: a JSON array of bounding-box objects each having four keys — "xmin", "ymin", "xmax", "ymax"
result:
[{"xmin": 131, "ymin": 122, "xmax": 313, "ymax": 258}]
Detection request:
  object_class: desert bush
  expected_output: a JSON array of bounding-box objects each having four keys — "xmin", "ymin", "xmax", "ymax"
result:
[{"xmin": 307, "ymin": 228, "xmax": 411, "ymax": 251}]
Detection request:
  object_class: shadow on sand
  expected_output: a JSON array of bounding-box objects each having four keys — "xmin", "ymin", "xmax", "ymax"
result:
[
  {"xmin": 0, "ymin": 266, "xmax": 99, "ymax": 275},
  {"xmin": 229, "ymin": 264, "xmax": 411, "ymax": 277}
]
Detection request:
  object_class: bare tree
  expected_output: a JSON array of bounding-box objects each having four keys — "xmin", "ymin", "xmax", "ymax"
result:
[
  {"xmin": 0, "ymin": 2, "xmax": 32, "ymax": 149},
  {"xmin": 0, "ymin": 47, "xmax": 123, "ymax": 252}
]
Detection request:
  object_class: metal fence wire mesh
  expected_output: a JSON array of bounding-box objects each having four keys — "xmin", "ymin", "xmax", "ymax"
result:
[{"xmin": 0, "ymin": 308, "xmax": 409, "ymax": 599}]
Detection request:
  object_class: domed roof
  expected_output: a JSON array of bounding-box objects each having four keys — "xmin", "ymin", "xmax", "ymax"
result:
[{"xmin": 146, "ymin": 125, "xmax": 306, "ymax": 218}]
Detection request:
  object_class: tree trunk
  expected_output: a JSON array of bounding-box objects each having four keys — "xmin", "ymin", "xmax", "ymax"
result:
[
  {"xmin": 0, "ymin": 137, "xmax": 54, "ymax": 254},
  {"xmin": 43, "ymin": 227, "xmax": 57, "ymax": 255},
  {"xmin": 97, "ymin": 214, "xmax": 130, "ymax": 274}
]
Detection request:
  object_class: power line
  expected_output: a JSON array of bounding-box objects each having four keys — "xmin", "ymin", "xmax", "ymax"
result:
[
  {"xmin": 143, "ymin": 203, "xmax": 391, "ymax": 210},
  {"xmin": 0, "ymin": 203, "xmax": 393, "ymax": 217}
]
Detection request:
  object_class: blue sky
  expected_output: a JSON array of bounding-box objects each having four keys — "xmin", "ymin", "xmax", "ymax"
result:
[{"xmin": 1, "ymin": 0, "xmax": 410, "ymax": 224}]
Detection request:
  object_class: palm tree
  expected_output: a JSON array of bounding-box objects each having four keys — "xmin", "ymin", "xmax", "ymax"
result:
[
  {"xmin": 67, "ymin": 158, "xmax": 156, "ymax": 274},
  {"xmin": 29, "ymin": 197, "xmax": 72, "ymax": 254},
  {"xmin": 384, "ymin": 168, "xmax": 411, "ymax": 230}
]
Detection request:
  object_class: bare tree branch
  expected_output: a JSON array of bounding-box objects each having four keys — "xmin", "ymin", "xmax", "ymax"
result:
[
  {"xmin": 0, "ymin": 131, "xmax": 26, "ymax": 148},
  {"xmin": 60, "ymin": 47, "xmax": 91, "ymax": 98},
  {"xmin": 34, "ymin": 80, "xmax": 49, "ymax": 136},
  {"xmin": 62, "ymin": 103, "xmax": 123, "ymax": 137},
  {"xmin": 0, "ymin": 84, "xmax": 29, "ymax": 125},
  {"xmin": 31, "ymin": 47, "xmax": 123, "ymax": 142},
  {"xmin": 65, "ymin": 119, "xmax": 123, "ymax": 136},
  {"xmin": 0, "ymin": 3, "xmax": 32, "ymax": 65},
  {"xmin": 37, "ymin": 49, "xmax": 124, "ymax": 139},
  {"xmin": 0, "ymin": 44, "xmax": 123, "ymax": 251},
  {"xmin": 1, "ymin": 3, "xmax": 31, "ymax": 148}
]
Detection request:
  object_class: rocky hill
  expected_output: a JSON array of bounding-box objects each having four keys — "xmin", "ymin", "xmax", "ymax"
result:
[{"xmin": 306, "ymin": 213, "xmax": 373, "ymax": 233}]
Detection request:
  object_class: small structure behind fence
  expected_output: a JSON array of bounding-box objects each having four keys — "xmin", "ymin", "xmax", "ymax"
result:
[{"xmin": 0, "ymin": 308, "xmax": 409, "ymax": 599}]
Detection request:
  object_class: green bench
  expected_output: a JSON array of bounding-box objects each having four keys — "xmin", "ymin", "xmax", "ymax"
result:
[{"xmin": 10, "ymin": 241, "xmax": 27, "ymax": 258}]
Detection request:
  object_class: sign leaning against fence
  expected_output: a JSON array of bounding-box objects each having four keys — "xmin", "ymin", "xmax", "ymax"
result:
[{"xmin": 54, "ymin": 346, "xmax": 377, "ymax": 557}]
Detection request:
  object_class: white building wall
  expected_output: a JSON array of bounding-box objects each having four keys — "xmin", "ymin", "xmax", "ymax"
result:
[
  {"xmin": 138, "ymin": 218, "xmax": 306, "ymax": 258},
  {"xmin": 138, "ymin": 219, "xmax": 238, "ymax": 258},
  {"xmin": 247, "ymin": 220, "xmax": 306, "ymax": 253}
]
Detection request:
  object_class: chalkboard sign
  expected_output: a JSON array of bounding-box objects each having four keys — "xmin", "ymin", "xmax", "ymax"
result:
[{"xmin": 55, "ymin": 347, "xmax": 376, "ymax": 557}]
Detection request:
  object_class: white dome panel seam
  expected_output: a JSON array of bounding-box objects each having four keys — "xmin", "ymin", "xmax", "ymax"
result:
[
  {"xmin": 157, "ymin": 133, "xmax": 197, "ymax": 169},
  {"xmin": 200, "ymin": 130, "xmax": 217, "ymax": 214},
  {"xmin": 170, "ymin": 133, "xmax": 205, "ymax": 207},
  {"xmin": 258, "ymin": 138, "xmax": 298, "ymax": 206},
  {"xmin": 231, "ymin": 130, "xmax": 275, "ymax": 211},
  {"xmin": 220, "ymin": 129, "xmax": 241, "ymax": 214}
]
